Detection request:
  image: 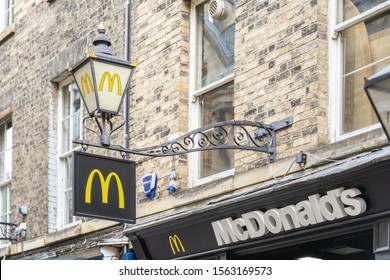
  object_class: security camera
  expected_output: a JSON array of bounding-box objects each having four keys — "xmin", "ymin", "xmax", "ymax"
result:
[{"xmin": 18, "ymin": 206, "xmax": 28, "ymax": 215}]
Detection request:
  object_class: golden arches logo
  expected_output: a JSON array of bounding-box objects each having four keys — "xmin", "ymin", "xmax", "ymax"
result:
[
  {"xmin": 99, "ymin": 72, "xmax": 122, "ymax": 95},
  {"xmin": 169, "ymin": 235, "xmax": 185, "ymax": 255},
  {"xmin": 80, "ymin": 73, "xmax": 94, "ymax": 97},
  {"xmin": 85, "ymin": 169, "xmax": 125, "ymax": 209}
]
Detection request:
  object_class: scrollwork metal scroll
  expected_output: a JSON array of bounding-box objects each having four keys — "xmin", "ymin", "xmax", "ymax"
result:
[{"xmin": 74, "ymin": 118, "xmax": 293, "ymax": 163}]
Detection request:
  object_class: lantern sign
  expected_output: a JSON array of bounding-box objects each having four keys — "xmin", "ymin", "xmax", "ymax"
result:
[{"xmin": 69, "ymin": 23, "xmax": 135, "ymax": 116}]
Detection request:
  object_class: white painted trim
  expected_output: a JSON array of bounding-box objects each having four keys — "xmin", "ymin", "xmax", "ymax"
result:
[
  {"xmin": 193, "ymin": 74, "xmax": 234, "ymax": 97},
  {"xmin": 0, "ymin": 178, "xmax": 11, "ymax": 189},
  {"xmin": 336, "ymin": 123, "xmax": 382, "ymax": 142},
  {"xmin": 188, "ymin": 0, "xmax": 201, "ymax": 187},
  {"xmin": 344, "ymin": 56, "xmax": 390, "ymax": 78},
  {"xmin": 193, "ymin": 168, "xmax": 235, "ymax": 187},
  {"xmin": 56, "ymin": 79, "xmax": 67, "ymax": 229},
  {"xmin": 329, "ymin": 0, "xmax": 339, "ymax": 143},
  {"xmin": 56, "ymin": 78, "xmax": 83, "ymax": 229},
  {"xmin": 58, "ymin": 146, "xmax": 81, "ymax": 159}
]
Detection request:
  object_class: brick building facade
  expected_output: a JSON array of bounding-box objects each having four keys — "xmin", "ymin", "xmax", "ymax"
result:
[{"xmin": 1, "ymin": 0, "xmax": 390, "ymax": 260}]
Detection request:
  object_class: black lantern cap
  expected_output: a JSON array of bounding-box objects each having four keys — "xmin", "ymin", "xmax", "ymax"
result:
[{"xmin": 92, "ymin": 22, "xmax": 113, "ymax": 55}]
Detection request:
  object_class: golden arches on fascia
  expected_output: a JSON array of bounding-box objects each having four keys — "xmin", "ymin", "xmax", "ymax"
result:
[{"xmin": 169, "ymin": 235, "xmax": 185, "ymax": 255}]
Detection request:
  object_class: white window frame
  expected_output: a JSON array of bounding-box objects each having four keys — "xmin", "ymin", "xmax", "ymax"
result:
[
  {"xmin": 0, "ymin": 180, "xmax": 11, "ymax": 248},
  {"xmin": 57, "ymin": 78, "xmax": 83, "ymax": 229},
  {"xmin": 0, "ymin": 117, "xmax": 12, "ymax": 248},
  {"xmin": 329, "ymin": 1, "xmax": 390, "ymax": 142},
  {"xmin": 0, "ymin": 0, "xmax": 14, "ymax": 33},
  {"xmin": 188, "ymin": 0, "xmax": 235, "ymax": 187}
]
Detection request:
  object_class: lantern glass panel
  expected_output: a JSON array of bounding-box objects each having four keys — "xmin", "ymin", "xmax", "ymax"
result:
[
  {"xmin": 73, "ymin": 61, "xmax": 98, "ymax": 115},
  {"xmin": 92, "ymin": 60, "xmax": 132, "ymax": 114},
  {"xmin": 366, "ymin": 77, "xmax": 390, "ymax": 139}
]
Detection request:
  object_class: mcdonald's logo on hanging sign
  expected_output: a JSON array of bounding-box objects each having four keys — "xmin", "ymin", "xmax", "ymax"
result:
[
  {"xmin": 73, "ymin": 151, "xmax": 136, "ymax": 223},
  {"xmin": 169, "ymin": 235, "xmax": 185, "ymax": 255},
  {"xmin": 99, "ymin": 72, "xmax": 122, "ymax": 95},
  {"xmin": 85, "ymin": 169, "xmax": 125, "ymax": 209},
  {"xmin": 80, "ymin": 73, "xmax": 94, "ymax": 97}
]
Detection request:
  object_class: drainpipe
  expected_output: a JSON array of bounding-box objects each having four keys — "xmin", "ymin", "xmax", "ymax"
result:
[{"xmin": 123, "ymin": 0, "xmax": 131, "ymax": 159}]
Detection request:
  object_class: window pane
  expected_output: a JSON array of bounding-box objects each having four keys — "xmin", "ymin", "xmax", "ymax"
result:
[
  {"xmin": 0, "ymin": 123, "xmax": 4, "ymax": 182},
  {"xmin": 61, "ymin": 118, "xmax": 70, "ymax": 152},
  {"xmin": 61, "ymin": 83, "xmax": 81, "ymax": 153},
  {"xmin": 343, "ymin": 13, "xmax": 390, "ymax": 74},
  {"xmin": 342, "ymin": 12, "xmax": 390, "ymax": 133},
  {"xmin": 0, "ymin": 182, "xmax": 10, "ymax": 245},
  {"xmin": 0, "ymin": 120, "xmax": 12, "ymax": 183},
  {"xmin": 0, "ymin": 153, "xmax": 4, "ymax": 183},
  {"xmin": 71, "ymin": 84, "xmax": 81, "ymax": 114},
  {"xmin": 196, "ymin": 0, "xmax": 235, "ymax": 89},
  {"xmin": 0, "ymin": 1, "xmax": 5, "ymax": 31},
  {"xmin": 71, "ymin": 112, "xmax": 81, "ymax": 149},
  {"xmin": 200, "ymin": 83, "xmax": 234, "ymax": 178},
  {"xmin": 59, "ymin": 81, "xmax": 81, "ymax": 227},
  {"xmin": 5, "ymin": 0, "xmax": 12, "ymax": 26},
  {"xmin": 62, "ymin": 84, "xmax": 71, "ymax": 119},
  {"xmin": 64, "ymin": 155, "xmax": 73, "ymax": 224},
  {"xmin": 0, "ymin": 185, "xmax": 9, "ymax": 214},
  {"xmin": 5, "ymin": 122, "xmax": 12, "ymax": 180},
  {"xmin": 6, "ymin": 121, "xmax": 12, "ymax": 150},
  {"xmin": 343, "ymin": 0, "xmax": 388, "ymax": 21},
  {"xmin": 64, "ymin": 189, "xmax": 73, "ymax": 224},
  {"xmin": 4, "ymin": 149, "xmax": 11, "ymax": 181},
  {"xmin": 0, "ymin": 187, "xmax": 8, "ymax": 212},
  {"xmin": 0, "ymin": 123, "xmax": 4, "ymax": 153}
]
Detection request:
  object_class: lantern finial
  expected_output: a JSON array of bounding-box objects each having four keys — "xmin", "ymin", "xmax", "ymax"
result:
[{"xmin": 93, "ymin": 22, "xmax": 112, "ymax": 55}]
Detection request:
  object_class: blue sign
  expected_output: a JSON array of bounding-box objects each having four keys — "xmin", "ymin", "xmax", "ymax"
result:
[{"xmin": 142, "ymin": 173, "xmax": 157, "ymax": 199}]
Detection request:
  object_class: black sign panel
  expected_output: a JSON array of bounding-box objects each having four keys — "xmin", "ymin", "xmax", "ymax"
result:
[
  {"xmin": 140, "ymin": 221, "xmax": 218, "ymax": 259},
  {"xmin": 134, "ymin": 159, "xmax": 390, "ymax": 259},
  {"xmin": 73, "ymin": 151, "xmax": 136, "ymax": 223}
]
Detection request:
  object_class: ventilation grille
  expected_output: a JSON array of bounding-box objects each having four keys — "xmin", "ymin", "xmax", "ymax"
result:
[
  {"xmin": 209, "ymin": 0, "xmax": 219, "ymax": 17},
  {"xmin": 208, "ymin": 0, "xmax": 231, "ymax": 21}
]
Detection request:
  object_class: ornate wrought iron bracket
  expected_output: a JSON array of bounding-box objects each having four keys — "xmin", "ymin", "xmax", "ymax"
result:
[
  {"xmin": 74, "ymin": 117, "xmax": 293, "ymax": 163},
  {"xmin": 83, "ymin": 112, "xmax": 125, "ymax": 147},
  {"xmin": 0, "ymin": 222, "xmax": 17, "ymax": 242}
]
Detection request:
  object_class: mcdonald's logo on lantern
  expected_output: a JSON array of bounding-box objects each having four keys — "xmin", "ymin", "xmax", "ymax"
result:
[
  {"xmin": 80, "ymin": 73, "xmax": 94, "ymax": 97},
  {"xmin": 73, "ymin": 151, "xmax": 136, "ymax": 223},
  {"xmin": 99, "ymin": 71, "xmax": 122, "ymax": 95},
  {"xmin": 169, "ymin": 235, "xmax": 185, "ymax": 255},
  {"xmin": 69, "ymin": 54, "xmax": 135, "ymax": 116}
]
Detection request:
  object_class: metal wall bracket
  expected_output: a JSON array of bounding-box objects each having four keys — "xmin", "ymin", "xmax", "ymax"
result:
[
  {"xmin": 254, "ymin": 116, "xmax": 293, "ymax": 163},
  {"xmin": 0, "ymin": 222, "xmax": 18, "ymax": 242},
  {"xmin": 74, "ymin": 117, "xmax": 293, "ymax": 163}
]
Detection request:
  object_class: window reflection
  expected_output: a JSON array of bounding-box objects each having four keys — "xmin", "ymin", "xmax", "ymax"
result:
[
  {"xmin": 342, "ymin": 8, "xmax": 390, "ymax": 133},
  {"xmin": 343, "ymin": 0, "xmax": 388, "ymax": 21},
  {"xmin": 201, "ymin": 83, "xmax": 234, "ymax": 177},
  {"xmin": 196, "ymin": 0, "xmax": 235, "ymax": 89}
]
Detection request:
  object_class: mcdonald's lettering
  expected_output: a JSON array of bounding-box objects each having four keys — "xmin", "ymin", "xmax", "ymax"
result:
[
  {"xmin": 169, "ymin": 235, "xmax": 185, "ymax": 255},
  {"xmin": 80, "ymin": 73, "xmax": 94, "ymax": 97},
  {"xmin": 85, "ymin": 169, "xmax": 125, "ymax": 209},
  {"xmin": 99, "ymin": 71, "xmax": 122, "ymax": 95}
]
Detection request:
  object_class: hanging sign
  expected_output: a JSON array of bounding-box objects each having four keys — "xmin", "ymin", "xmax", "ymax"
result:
[{"xmin": 73, "ymin": 151, "xmax": 136, "ymax": 223}]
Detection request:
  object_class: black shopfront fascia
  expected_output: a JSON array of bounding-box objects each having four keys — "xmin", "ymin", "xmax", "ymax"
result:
[{"xmin": 127, "ymin": 158, "xmax": 390, "ymax": 260}]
